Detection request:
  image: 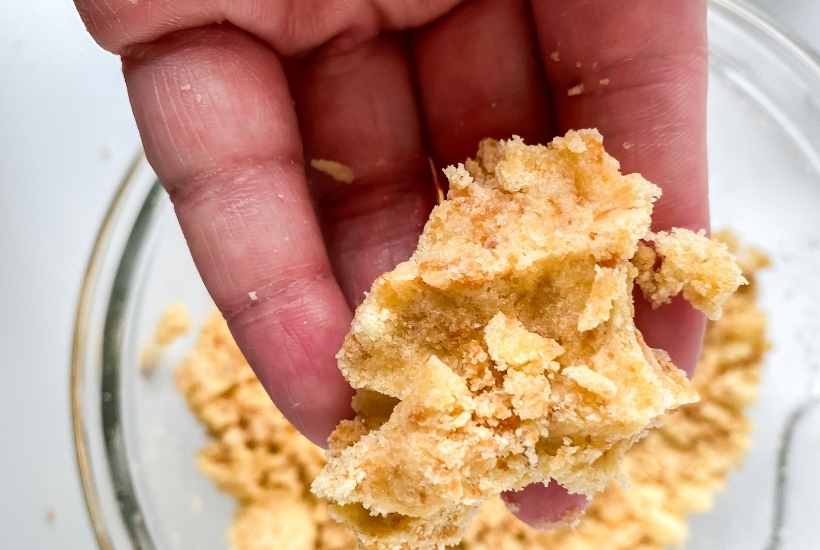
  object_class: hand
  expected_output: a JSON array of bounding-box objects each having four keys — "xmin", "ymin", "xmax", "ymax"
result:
[{"xmin": 76, "ymin": 0, "xmax": 707, "ymax": 527}]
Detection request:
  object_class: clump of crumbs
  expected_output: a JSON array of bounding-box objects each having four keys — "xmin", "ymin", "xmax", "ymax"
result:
[{"xmin": 309, "ymin": 130, "xmax": 746, "ymax": 549}]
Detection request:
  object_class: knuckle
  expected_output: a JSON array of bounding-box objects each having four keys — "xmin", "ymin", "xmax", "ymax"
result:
[
  {"xmin": 222, "ymin": 262, "xmax": 335, "ymax": 328},
  {"xmin": 164, "ymin": 155, "xmax": 305, "ymax": 210}
]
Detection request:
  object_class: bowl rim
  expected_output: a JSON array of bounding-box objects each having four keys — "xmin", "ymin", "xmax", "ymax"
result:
[
  {"xmin": 69, "ymin": 1, "xmax": 820, "ymax": 548},
  {"xmin": 71, "ymin": 151, "xmax": 148, "ymax": 550}
]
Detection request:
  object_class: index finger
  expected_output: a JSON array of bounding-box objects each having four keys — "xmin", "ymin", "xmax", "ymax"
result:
[
  {"xmin": 531, "ymin": 0, "xmax": 709, "ymax": 374},
  {"xmin": 124, "ymin": 25, "xmax": 353, "ymax": 445}
]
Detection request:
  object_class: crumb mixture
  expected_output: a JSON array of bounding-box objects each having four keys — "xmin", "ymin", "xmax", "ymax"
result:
[
  {"xmin": 310, "ymin": 131, "xmax": 743, "ymax": 548},
  {"xmin": 175, "ymin": 232, "xmax": 766, "ymax": 550}
]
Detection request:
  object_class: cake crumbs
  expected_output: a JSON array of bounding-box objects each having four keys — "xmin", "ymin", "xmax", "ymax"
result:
[
  {"xmin": 635, "ymin": 229, "xmax": 747, "ymax": 320},
  {"xmin": 173, "ymin": 232, "xmax": 767, "ymax": 550},
  {"xmin": 549, "ymin": 51, "xmax": 560, "ymax": 62},
  {"xmin": 599, "ymin": 78, "xmax": 610, "ymax": 86},
  {"xmin": 140, "ymin": 303, "xmax": 191, "ymax": 373},
  {"xmin": 310, "ymin": 159, "xmax": 355, "ymax": 184}
]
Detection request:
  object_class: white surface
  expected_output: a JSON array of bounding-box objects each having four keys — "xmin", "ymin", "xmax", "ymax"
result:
[
  {"xmin": 0, "ymin": 1, "xmax": 138, "ymax": 546},
  {"xmin": 0, "ymin": 1, "xmax": 817, "ymax": 548}
]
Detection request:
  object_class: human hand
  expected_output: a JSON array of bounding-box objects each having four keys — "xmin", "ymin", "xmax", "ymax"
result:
[{"xmin": 75, "ymin": 0, "xmax": 707, "ymax": 527}]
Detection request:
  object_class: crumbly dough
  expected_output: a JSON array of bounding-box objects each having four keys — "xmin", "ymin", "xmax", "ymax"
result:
[
  {"xmin": 460, "ymin": 233, "xmax": 769, "ymax": 549},
  {"xmin": 140, "ymin": 302, "xmax": 191, "ymax": 373},
  {"xmin": 310, "ymin": 159, "xmax": 355, "ymax": 183},
  {"xmin": 176, "ymin": 313, "xmax": 355, "ymax": 550},
  {"xmin": 173, "ymin": 232, "xmax": 767, "ymax": 550},
  {"xmin": 634, "ymin": 229, "xmax": 746, "ymax": 320},
  {"xmin": 308, "ymin": 131, "xmax": 745, "ymax": 548}
]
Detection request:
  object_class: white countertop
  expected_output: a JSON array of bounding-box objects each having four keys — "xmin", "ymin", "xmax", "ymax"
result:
[{"xmin": 0, "ymin": 0, "xmax": 817, "ymax": 547}]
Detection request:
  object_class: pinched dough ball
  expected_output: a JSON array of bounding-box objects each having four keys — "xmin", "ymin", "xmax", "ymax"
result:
[{"xmin": 311, "ymin": 131, "xmax": 744, "ymax": 549}]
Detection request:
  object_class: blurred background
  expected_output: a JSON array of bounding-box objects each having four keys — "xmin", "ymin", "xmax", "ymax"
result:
[{"xmin": 0, "ymin": 0, "xmax": 818, "ymax": 548}]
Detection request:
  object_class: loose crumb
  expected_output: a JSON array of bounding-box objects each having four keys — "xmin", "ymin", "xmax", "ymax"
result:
[
  {"xmin": 140, "ymin": 303, "xmax": 191, "ymax": 373},
  {"xmin": 247, "ymin": 291, "xmax": 258, "ymax": 302},
  {"xmin": 180, "ymin": 83, "xmax": 192, "ymax": 92},
  {"xmin": 550, "ymin": 51, "xmax": 560, "ymax": 62},
  {"xmin": 45, "ymin": 508, "xmax": 56, "ymax": 524},
  {"xmin": 567, "ymin": 83, "xmax": 585, "ymax": 96},
  {"xmin": 622, "ymin": 141, "xmax": 634, "ymax": 150},
  {"xmin": 634, "ymin": 229, "xmax": 747, "ymax": 320},
  {"xmin": 310, "ymin": 159, "xmax": 355, "ymax": 184},
  {"xmin": 575, "ymin": 61, "xmax": 582, "ymax": 68},
  {"xmin": 599, "ymin": 78, "xmax": 610, "ymax": 86}
]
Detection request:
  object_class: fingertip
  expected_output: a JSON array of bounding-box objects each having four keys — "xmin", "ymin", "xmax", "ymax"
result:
[
  {"xmin": 634, "ymin": 294, "xmax": 706, "ymax": 376},
  {"xmin": 296, "ymin": 388, "xmax": 355, "ymax": 448},
  {"xmin": 501, "ymin": 481, "xmax": 589, "ymax": 530},
  {"xmin": 234, "ymin": 301, "xmax": 356, "ymax": 449}
]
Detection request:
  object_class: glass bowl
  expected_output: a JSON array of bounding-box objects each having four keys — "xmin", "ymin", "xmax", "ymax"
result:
[{"xmin": 71, "ymin": 1, "xmax": 820, "ymax": 549}]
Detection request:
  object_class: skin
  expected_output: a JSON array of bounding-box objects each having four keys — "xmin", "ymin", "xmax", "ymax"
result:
[{"xmin": 75, "ymin": 0, "xmax": 708, "ymax": 527}]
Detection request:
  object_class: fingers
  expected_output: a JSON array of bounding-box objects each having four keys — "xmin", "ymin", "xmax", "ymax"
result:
[
  {"xmin": 75, "ymin": 0, "xmax": 460, "ymax": 56},
  {"xmin": 289, "ymin": 37, "xmax": 434, "ymax": 307},
  {"xmin": 531, "ymin": 0, "xmax": 709, "ymax": 373},
  {"xmin": 413, "ymin": 0, "xmax": 553, "ymax": 167},
  {"xmin": 502, "ymin": 482, "xmax": 588, "ymax": 529},
  {"xmin": 531, "ymin": 0, "xmax": 708, "ymax": 232},
  {"xmin": 123, "ymin": 25, "xmax": 352, "ymax": 445},
  {"xmin": 635, "ymin": 296, "xmax": 706, "ymax": 376}
]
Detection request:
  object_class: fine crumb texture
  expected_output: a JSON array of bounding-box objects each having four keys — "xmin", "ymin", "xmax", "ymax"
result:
[
  {"xmin": 175, "ymin": 313, "xmax": 355, "ymax": 550},
  {"xmin": 173, "ymin": 233, "xmax": 767, "ymax": 550},
  {"xmin": 635, "ymin": 229, "xmax": 747, "ymax": 320},
  {"xmin": 140, "ymin": 302, "xmax": 191, "ymax": 373},
  {"xmin": 461, "ymin": 233, "xmax": 769, "ymax": 549},
  {"xmin": 310, "ymin": 131, "xmax": 743, "ymax": 548},
  {"xmin": 310, "ymin": 159, "xmax": 355, "ymax": 183}
]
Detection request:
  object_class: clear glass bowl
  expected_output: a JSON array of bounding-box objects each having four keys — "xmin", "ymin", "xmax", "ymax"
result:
[{"xmin": 71, "ymin": 2, "xmax": 820, "ymax": 549}]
